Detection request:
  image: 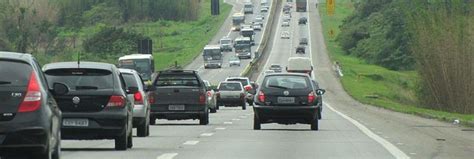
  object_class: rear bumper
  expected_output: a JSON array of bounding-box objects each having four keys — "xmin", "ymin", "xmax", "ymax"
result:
[
  {"xmin": 0, "ymin": 112, "xmax": 51, "ymax": 155},
  {"xmin": 204, "ymin": 63, "xmax": 222, "ymax": 68},
  {"xmin": 60, "ymin": 109, "xmax": 128, "ymax": 140},
  {"xmin": 217, "ymin": 98, "xmax": 245, "ymax": 106},
  {"xmin": 150, "ymin": 104, "xmax": 207, "ymax": 120},
  {"xmin": 133, "ymin": 104, "xmax": 147, "ymax": 118},
  {"xmin": 253, "ymin": 105, "xmax": 319, "ymax": 124}
]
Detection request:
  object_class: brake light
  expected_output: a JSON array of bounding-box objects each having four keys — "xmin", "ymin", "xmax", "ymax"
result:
[
  {"xmin": 199, "ymin": 93, "xmax": 206, "ymax": 104},
  {"xmin": 244, "ymin": 85, "xmax": 252, "ymax": 91},
  {"xmin": 308, "ymin": 91, "xmax": 316, "ymax": 103},
  {"xmin": 18, "ymin": 72, "xmax": 42, "ymax": 113},
  {"xmin": 107, "ymin": 96, "xmax": 125, "ymax": 107},
  {"xmin": 148, "ymin": 93, "xmax": 155, "ymax": 104},
  {"xmin": 134, "ymin": 92, "xmax": 143, "ymax": 104},
  {"xmin": 258, "ymin": 91, "xmax": 265, "ymax": 102}
]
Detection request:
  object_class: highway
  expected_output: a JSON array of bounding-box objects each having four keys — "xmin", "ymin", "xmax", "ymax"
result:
[{"xmin": 58, "ymin": 0, "xmax": 474, "ymax": 159}]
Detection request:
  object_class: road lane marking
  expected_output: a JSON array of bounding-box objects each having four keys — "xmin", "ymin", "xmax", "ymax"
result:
[
  {"xmin": 240, "ymin": 115, "xmax": 247, "ymax": 118},
  {"xmin": 156, "ymin": 153, "xmax": 178, "ymax": 159},
  {"xmin": 224, "ymin": 122, "xmax": 233, "ymax": 125},
  {"xmin": 325, "ymin": 103, "xmax": 410, "ymax": 159},
  {"xmin": 200, "ymin": 133, "xmax": 214, "ymax": 137},
  {"xmin": 232, "ymin": 118, "xmax": 241, "ymax": 121},
  {"xmin": 215, "ymin": 127, "xmax": 227, "ymax": 130},
  {"xmin": 183, "ymin": 140, "xmax": 200, "ymax": 145}
]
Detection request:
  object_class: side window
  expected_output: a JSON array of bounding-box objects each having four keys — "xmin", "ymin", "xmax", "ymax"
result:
[
  {"xmin": 118, "ymin": 72, "xmax": 127, "ymax": 92},
  {"xmin": 33, "ymin": 60, "xmax": 49, "ymax": 90}
]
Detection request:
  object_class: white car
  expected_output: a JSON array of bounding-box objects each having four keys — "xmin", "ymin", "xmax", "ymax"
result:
[
  {"xmin": 229, "ymin": 56, "xmax": 241, "ymax": 67},
  {"xmin": 261, "ymin": 7, "xmax": 269, "ymax": 13},
  {"xmin": 281, "ymin": 31, "xmax": 290, "ymax": 39},
  {"xmin": 253, "ymin": 23, "xmax": 262, "ymax": 31},
  {"xmin": 282, "ymin": 21, "xmax": 290, "ymax": 27}
]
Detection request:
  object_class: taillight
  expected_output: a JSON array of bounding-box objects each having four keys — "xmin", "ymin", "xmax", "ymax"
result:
[
  {"xmin": 244, "ymin": 85, "xmax": 252, "ymax": 91},
  {"xmin": 308, "ymin": 91, "xmax": 316, "ymax": 104},
  {"xmin": 258, "ymin": 91, "xmax": 265, "ymax": 103},
  {"xmin": 18, "ymin": 72, "xmax": 42, "ymax": 113},
  {"xmin": 199, "ymin": 93, "xmax": 206, "ymax": 104},
  {"xmin": 107, "ymin": 96, "xmax": 125, "ymax": 107},
  {"xmin": 134, "ymin": 92, "xmax": 143, "ymax": 104},
  {"xmin": 148, "ymin": 92, "xmax": 155, "ymax": 104}
]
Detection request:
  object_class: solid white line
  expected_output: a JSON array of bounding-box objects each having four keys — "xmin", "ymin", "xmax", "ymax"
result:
[
  {"xmin": 156, "ymin": 153, "xmax": 178, "ymax": 159},
  {"xmin": 200, "ymin": 133, "xmax": 214, "ymax": 137},
  {"xmin": 183, "ymin": 140, "xmax": 200, "ymax": 145},
  {"xmin": 325, "ymin": 103, "xmax": 410, "ymax": 159}
]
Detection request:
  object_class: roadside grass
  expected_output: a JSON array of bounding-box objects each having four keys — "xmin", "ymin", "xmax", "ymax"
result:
[
  {"xmin": 131, "ymin": 0, "xmax": 232, "ymax": 70},
  {"xmin": 318, "ymin": 0, "xmax": 474, "ymax": 125}
]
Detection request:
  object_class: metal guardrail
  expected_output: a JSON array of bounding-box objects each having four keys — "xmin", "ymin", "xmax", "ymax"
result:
[{"xmin": 240, "ymin": 0, "xmax": 282, "ymax": 77}]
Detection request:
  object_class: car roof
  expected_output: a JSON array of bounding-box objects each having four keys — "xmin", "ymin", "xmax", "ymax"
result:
[
  {"xmin": 204, "ymin": 45, "xmax": 221, "ymax": 49},
  {"xmin": 220, "ymin": 81, "xmax": 242, "ymax": 85},
  {"xmin": 226, "ymin": 77, "xmax": 249, "ymax": 80},
  {"xmin": 43, "ymin": 61, "xmax": 115, "ymax": 71},
  {"xmin": 119, "ymin": 68, "xmax": 139, "ymax": 74},
  {"xmin": 264, "ymin": 73, "xmax": 311, "ymax": 78},
  {"xmin": 119, "ymin": 54, "xmax": 153, "ymax": 61},
  {"xmin": 0, "ymin": 51, "xmax": 33, "ymax": 63}
]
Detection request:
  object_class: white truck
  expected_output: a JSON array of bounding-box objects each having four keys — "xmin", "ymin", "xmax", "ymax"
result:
[
  {"xmin": 286, "ymin": 57, "xmax": 313, "ymax": 76},
  {"xmin": 244, "ymin": 2, "xmax": 254, "ymax": 14},
  {"xmin": 232, "ymin": 13, "xmax": 245, "ymax": 31}
]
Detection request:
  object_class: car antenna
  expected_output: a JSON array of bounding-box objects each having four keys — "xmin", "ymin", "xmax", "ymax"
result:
[{"xmin": 77, "ymin": 52, "xmax": 81, "ymax": 67}]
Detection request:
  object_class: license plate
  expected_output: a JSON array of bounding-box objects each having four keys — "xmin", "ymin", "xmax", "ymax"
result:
[
  {"xmin": 63, "ymin": 119, "xmax": 89, "ymax": 127},
  {"xmin": 277, "ymin": 97, "xmax": 295, "ymax": 104},
  {"xmin": 169, "ymin": 105, "xmax": 185, "ymax": 110}
]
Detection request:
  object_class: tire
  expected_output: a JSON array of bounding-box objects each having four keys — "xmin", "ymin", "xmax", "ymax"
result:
[
  {"xmin": 52, "ymin": 131, "xmax": 61, "ymax": 159},
  {"xmin": 210, "ymin": 107, "xmax": 217, "ymax": 113},
  {"xmin": 242, "ymin": 101, "xmax": 247, "ymax": 110},
  {"xmin": 137, "ymin": 118, "xmax": 147, "ymax": 137},
  {"xmin": 311, "ymin": 116, "xmax": 319, "ymax": 131},
  {"xmin": 36, "ymin": 141, "xmax": 52, "ymax": 159},
  {"xmin": 318, "ymin": 107, "xmax": 322, "ymax": 120},
  {"xmin": 115, "ymin": 131, "xmax": 128, "ymax": 150},
  {"xmin": 200, "ymin": 109, "xmax": 209, "ymax": 125},
  {"xmin": 253, "ymin": 114, "xmax": 261, "ymax": 130},
  {"xmin": 150, "ymin": 117, "xmax": 156, "ymax": 125},
  {"xmin": 127, "ymin": 129, "xmax": 133, "ymax": 148}
]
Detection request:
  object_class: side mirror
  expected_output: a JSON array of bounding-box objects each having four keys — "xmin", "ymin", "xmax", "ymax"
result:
[
  {"xmin": 146, "ymin": 85, "xmax": 156, "ymax": 92},
  {"xmin": 127, "ymin": 87, "xmax": 139, "ymax": 94},
  {"xmin": 316, "ymin": 89, "xmax": 326, "ymax": 95},
  {"xmin": 52, "ymin": 83, "xmax": 69, "ymax": 95}
]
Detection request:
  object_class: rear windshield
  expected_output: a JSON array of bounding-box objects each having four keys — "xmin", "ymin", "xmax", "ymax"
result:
[
  {"xmin": 219, "ymin": 83, "xmax": 242, "ymax": 91},
  {"xmin": 155, "ymin": 74, "xmax": 200, "ymax": 87},
  {"xmin": 122, "ymin": 73, "xmax": 139, "ymax": 88},
  {"xmin": 227, "ymin": 78, "xmax": 248, "ymax": 86},
  {"xmin": 45, "ymin": 69, "xmax": 114, "ymax": 90},
  {"xmin": 0, "ymin": 60, "xmax": 32, "ymax": 86},
  {"xmin": 270, "ymin": 65, "xmax": 280, "ymax": 68},
  {"xmin": 264, "ymin": 75, "xmax": 309, "ymax": 89}
]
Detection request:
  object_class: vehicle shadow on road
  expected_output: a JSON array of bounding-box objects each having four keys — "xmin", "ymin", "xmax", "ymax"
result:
[
  {"xmin": 61, "ymin": 148, "xmax": 116, "ymax": 152},
  {"xmin": 260, "ymin": 129, "xmax": 314, "ymax": 132},
  {"xmin": 153, "ymin": 123, "xmax": 201, "ymax": 126}
]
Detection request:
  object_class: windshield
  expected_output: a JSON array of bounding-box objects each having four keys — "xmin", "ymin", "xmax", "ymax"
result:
[
  {"xmin": 218, "ymin": 83, "xmax": 242, "ymax": 91},
  {"xmin": 203, "ymin": 49, "xmax": 221, "ymax": 56},
  {"xmin": 122, "ymin": 73, "xmax": 139, "ymax": 88},
  {"xmin": 264, "ymin": 75, "xmax": 309, "ymax": 89},
  {"xmin": 119, "ymin": 59, "xmax": 152, "ymax": 80},
  {"xmin": 220, "ymin": 39, "xmax": 231, "ymax": 44},
  {"xmin": 45, "ymin": 69, "xmax": 114, "ymax": 90},
  {"xmin": 0, "ymin": 60, "xmax": 32, "ymax": 87},
  {"xmin": 227, "ymin": 78, "xmax": 248, "ymax": 86},
  {"xmin": 155, "ymin": 74, "xmax": 200, "ymax": 87}
]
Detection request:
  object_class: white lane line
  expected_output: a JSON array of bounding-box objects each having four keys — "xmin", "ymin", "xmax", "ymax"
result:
[
  {"xmin": 232, "ymin": 118, "xmax": 241, "ymax": 121},
  {"xmin": 215, "ymin": 127, "xmax": 227, "ymax": 130},
  {"xmin": 183, "ymin": 140, "xmax": 200, "ymax": 145},
  {"xmin": 156, "ymin": 153, "xmax": 178, "ymax": 159},
  {"xmin": 200, "ymin": 133, "xmax": 214, "ymax": 137},
  {"xmin": 240, "ymin": 115, "xmax": 247, "ymax": 118},
  {"xmin": 325, "ymin": 103, "xmax": 410, "ymax": 159},
  {"xmin": 224, "ymin": 121, "xmax": 233, "ymax": 125}
]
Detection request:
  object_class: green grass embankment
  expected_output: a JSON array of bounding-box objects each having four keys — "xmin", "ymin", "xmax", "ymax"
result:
[{"xmin": 318, "ymin": 0, "xmax": 474, "ymax": 125}]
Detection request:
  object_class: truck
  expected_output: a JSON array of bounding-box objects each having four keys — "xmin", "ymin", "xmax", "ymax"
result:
[
  {"xmin": 296, "ymin": 0, "xmax": 307, "ymax": 12},
  {"xmin": 202, "ymin": 45, "xmax": 223, "ymax": 69},
  {"xmin": 286, "ymin": 57, "xmax": 313, "ymax": 76},
  {"xmin": 244, "ymin": 2, "xmax": 254, "ymax": 14},
  {"xmin": 234, "ymin": 36, "xmax": 252, "ymax": 59},
  {"xmin": 232, "ymin": 12, "xmax": 245, "ymax": 31},
  {"xmin": 240, "ymin": 27, "xmax": 255, "ymax": 45},
  {"xmin": 147, "ymin": 70, "xmax": 209, "ymax": 125},
  {"xmin": 118, "ymin": 54, "xmax": 155, "ymax": 81},
  {"xmin": 219, "ymin": 37, "xmax": 233, "ymax": 52}
]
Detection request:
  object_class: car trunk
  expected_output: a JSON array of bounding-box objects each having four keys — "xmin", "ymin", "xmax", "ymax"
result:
[
  {"xmin": 219, "ymin": 90, "xmax": 242, "ymax": 99},
  {"xmin": 54, "ymin": 89, "xmax": 114, "ymax": 112},
  {"xmin": 0, "ymin": 60, "xmax": 32, "ymax": 120},
  {"xmin": 263, "ymin": 88, "xmax": 311, "ymax": 106},
  {"xmin": 154, "ymin": 86, "xmax": 203, "ymax": 105}
]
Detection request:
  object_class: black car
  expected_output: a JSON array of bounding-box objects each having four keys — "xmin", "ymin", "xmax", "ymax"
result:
[
  {"xmin": 0, "ymin": 52, "xmax": 62, "ymax": 159},
  {"xmin": 299, "ymin": 38, "xmax": 308, "ymax": 45},
  {"xmin": 43, "ymin": 62, "xmax": 135, "ymax": 150},
  {"xmin": 299, "ymin": 17, "xmax": 307, "ymax": 25},
  {"xmin": 296, "ymin": 45, "xmax": 306, "ymax": 54},
  {"xmin": 253, "ymin": 73, "xmax": 325, "ymax": 130}
]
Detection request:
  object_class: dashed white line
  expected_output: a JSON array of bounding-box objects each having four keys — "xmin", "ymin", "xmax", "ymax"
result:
[
  {"xmin": 215, "ymin": 127, "xmax": 227, "ymax": 130},
  {"xmin": 183, "ymin": 140, "xmax": 200, "ymax": 145},
  {"xmin": 224, "ymin": 122, "xmax": 233, "ymax": 125},
  {"xmin": 325, "ymin": 103, "xmax": 410, "ymax": 159},
  {"xmin": 200, "ymin": 133, "xmax": 214, "ymax": 137},
  {"xmin": 232, "ymin": 118, "xmax": 241, "ymax": 121},
  {"xmin": 156, "ymin": 153, "xmax": 178, "ymax": 159}
]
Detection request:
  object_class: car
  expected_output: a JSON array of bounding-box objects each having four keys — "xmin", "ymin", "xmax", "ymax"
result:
[
  {"xmin": 299, "ymin": 38, "xmax": 308, "ymax": 45},
  {"xmin": 0, "ymin": 52, "xmax": 62, "ymax": 159},
  {"xmin": 43, "ymin": 61, "xmax": 134, "ymax": 150},
  {"xmin": 256, "ymin": 14, "xmax": 265, "ymax": 20},
  {"xmin": 299, "ymin": 17, "xmax": 307, "ymax": 25},
  {"xmin": 219, "ymin": 37, "xmax": 233, "ymax": 52},
  {"xmin": 283, "ymin": 15, "xmax": 291, "ymax": 22},
  {"xmin": 203, "ymin": 80, "xmax": 218, "ymax": 113},
  {"xmin": 216, "ymin": 81, "xmax": 247, "ymax": 110},
  {"xmin": 253, "ymin": 73, "xmax": 326, "ymax": 130},
  {"xmin": 255, "ymin": 16, "xmax": 264, "ymax": 23},
  {"xmin": 269, "ymin": 64, "xmax": 283, "ymax": 73},
  {"xmin": 282, "ymin": 21, "xmax": 290, "ymax": 27},
  {"xmin": 260, "ymin": 7, "xmax": 269, "ymax": 13},
  {"xmin": 229, "ymin": 56, "xmax": 241, "ymax": 67},
  {"xmin": 281, "ymin": 31, "xmax": 290, "ymax": 39},
  {"xmin": 147, "ymin": 70, "xmax": 210, "ymax": 125},
  {"xmin": 253, "ymin": 23, "xmax": 262, "ymax": 31},
  {"xmin": 225, "ymin": 77, "xmax": 255, "ymax": 105},
  {"xmin": 119, "ymin": 69, "xmax": 150, "ymax": 137},
  {"xmin": 296, "ymin": 45, "xmax": 306, "ymax": 54},
  {"xmin": 287, "ymin": 57, "xmax": 313, "ymax": 76}
]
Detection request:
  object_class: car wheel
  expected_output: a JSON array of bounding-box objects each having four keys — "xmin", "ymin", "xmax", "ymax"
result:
[
  {"xmin": 210, "ymin": 107, "xmax": 217, "ymax": 113},
  {"xmin": 37, "ymin": 137, "xmax": 52, "ymax": 159},
  {"xmin": 253, "ymin": 114, "xmax": 261, "ymax": 130},
  {"xmin": 216, "ymin": 104, "xmax": 220, "ymax": 110},
  {"xmin": 318, "ymin": 107, "xmax": 322, "ymax": 120},
  {"xmin": 242, "ymin": 101, "xmax": 247, "ymax": 110},
  {"xmin": 115, "ymin": 131, "xmax": 128, "ymax": 150},
  {"xmin": 52, "ymin": 131, "xmax": 61, "ymax": 159},
  {"xmin": 150, "ymin": 117, "xmax": 156, "ymax": 125},
  {"xmin": 200, "ymin": 109, "xmax": 210, "ymax": 125},
  {"xmin": 311, "ymin": 116, "xmax": 319, "ymax": 131},
  {"xmin": 127, "ymin": 127, "xmax": 133, "ymax": 148},
  {"xmin": 137, "ymin": 118, "xmax": 147, "ymax": 137}
]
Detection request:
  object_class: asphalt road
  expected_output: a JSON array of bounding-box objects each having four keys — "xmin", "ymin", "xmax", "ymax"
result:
[{"xmin": 58, "ymin": 0, "xmax": 474, "ymax": 159}]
